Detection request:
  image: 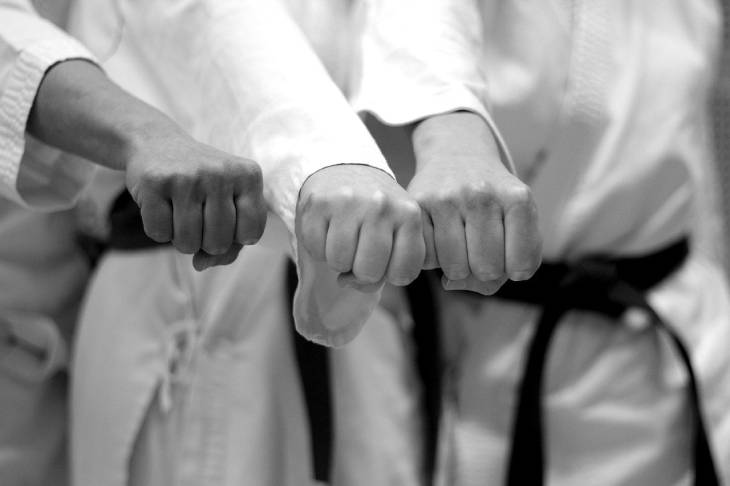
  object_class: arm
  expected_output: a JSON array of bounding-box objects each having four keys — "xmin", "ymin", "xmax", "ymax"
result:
[
  {"xmin": 353, "ymin": 0, "xmax": 541, "ymax": 293},
  {"xmin": 0, "ymin": 1, "xmax": 265, "ymax": 259},
  {"xmin": 93, "ymin": 0, "xmax": 425, "ymax": 344},
  {"xmin": 27, "ymin": 59, "xmax": 266, "ymax": 262}
]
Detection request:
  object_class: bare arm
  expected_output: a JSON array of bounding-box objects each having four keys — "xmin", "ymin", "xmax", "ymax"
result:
[{"xmin": 27, "ymin": 59, "xmax": 266, "ymax": 264}]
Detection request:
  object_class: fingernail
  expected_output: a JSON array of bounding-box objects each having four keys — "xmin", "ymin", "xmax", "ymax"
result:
[{"xmin": 511, "ymin": 271, "xmax": 533, "ymax": 281}]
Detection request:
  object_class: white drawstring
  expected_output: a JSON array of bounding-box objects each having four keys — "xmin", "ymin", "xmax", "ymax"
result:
[{"xmin": 158, "ymin": 318, "xmax": 198, "ymax": 413}]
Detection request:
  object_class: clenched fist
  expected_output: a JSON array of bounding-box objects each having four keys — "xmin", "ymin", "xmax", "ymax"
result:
[
  {"xmin": 410, "ymin": 111, "xmax": 542, "ymax": 295},
  {"xmin": 296, "ymin": 165, "xmax": 426, "ymax": 290},
  {"xmin": 125, "ymin": 130, "xmax": 267, "ymax": 270},
  {"xmin": 26, "ymin": 59, "xmax": 266, "ymax": 271}
]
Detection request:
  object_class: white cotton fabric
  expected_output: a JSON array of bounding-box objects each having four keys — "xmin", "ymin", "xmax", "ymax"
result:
[
  {"xmin": 0, "ymin": 0, "xmax": 96, "ymax": 210},
  {"xmin": 69, "ymin": 0, "xmax": 395, "ymax": 348},
  {"xmin": 0, "ymin": 201, "xmax": 90, "ymax": 486},
  {"xmin": 62, "ymin": 1, "xmax": 423, "ymax": 485},
  {"xmin": 354, "ymin": 1, "xmax": 730, "ymax": 485},
  {"xmin": 0, "ymin": 3, "xmax": 96, "ymax": 484}
]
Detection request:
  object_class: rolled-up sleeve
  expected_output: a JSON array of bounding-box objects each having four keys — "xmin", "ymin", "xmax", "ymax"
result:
[
  {"xmin": 352, "ymin": 0, "xmax": 515, "ymax": 172},
  {"xmin": 103, "ymin": 0, "xmax": 394, "ymax": 345},
  {"xmin": 0, "ymin": 0, "xmax": 96, "ymax": 210}
]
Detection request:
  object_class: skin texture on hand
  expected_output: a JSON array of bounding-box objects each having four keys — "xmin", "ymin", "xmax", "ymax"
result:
[
  {"xmin": 296, "ymin": 164, "xmax": 426, "ymax": 290},
  {"xmin": 125, "ymin": 134, "xmax": 267, "ymax": 270},
  {"xmin": 410, "ymin": 111, "xmax": 542, "ymax": 295},
  {"xmin": 27, "ymin": 60, "xmax": 267, "ymax": 269}
]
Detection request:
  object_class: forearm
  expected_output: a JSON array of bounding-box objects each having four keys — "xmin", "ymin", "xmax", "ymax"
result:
[
  {"xmin": 26, "ymin": 59, "xmax": 184, "ymax": 171},
  {"xmin": 412, "ymin": 111, "xmax": 501, "ymax": 170},
  {"xmin": 115, "ymin": 0, "xmax": 391, "ymax": 224}
]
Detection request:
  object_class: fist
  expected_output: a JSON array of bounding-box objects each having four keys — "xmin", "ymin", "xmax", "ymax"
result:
[
  {"xmin": 410, "ymin": 112, "xmax": 542, "ymax": 294},
  {"xmin": 297, "ymin": 165, "xmax": 425, "ymax": 290},
  {"xmin": 125, "ymin": 132, "xmax": 267, "ymax": 270}
]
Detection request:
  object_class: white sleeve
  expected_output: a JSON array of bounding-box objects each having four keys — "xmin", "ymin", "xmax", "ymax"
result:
[
  {"xmin": 0, "ymin": 0, "xmax": 96, "ymax": 210},
  {"xmin": 108, "ymin": 0, "xmax": 394, "ymax": 346},
  {"xmin": 352, "ymin": 0, "xmax": 515, "ymax": 173}
]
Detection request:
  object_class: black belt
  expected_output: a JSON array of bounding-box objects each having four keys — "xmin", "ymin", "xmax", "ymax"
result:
[
  {"xmin": 98, "ymin": 193, "xmax": 716, "ymax": 484},
  {"xmin": 284, "ymin": 264, "xmax": 442, "ymax": 485},
  {"xmin": 496, "ymin": 239, "xmax": 719, "ymax": 486},
  {"xmin": 285, "ymin": 262, "xmax": 334, "ymax": 483}
]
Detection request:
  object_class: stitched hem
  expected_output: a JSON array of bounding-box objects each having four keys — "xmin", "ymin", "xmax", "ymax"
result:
[
  {"xmin": 0, "ymin": 36, "xmax": 97, "ymax": 207},
  {"xmin": 354, "ymin": 88, "xmax": 517, "ymax": 175}
]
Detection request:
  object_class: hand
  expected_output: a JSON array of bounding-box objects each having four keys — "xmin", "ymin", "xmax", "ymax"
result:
[
  {"xmin": 296, "ymin": 165, "xmax": 425, "ymax": 290},
  {"xmin": 410, "ymin": 111, "xmax": 542, "ymax": 295},
  {"xmin": 125, "ymin": 129, "xmax": 267, "ymax": 270}
]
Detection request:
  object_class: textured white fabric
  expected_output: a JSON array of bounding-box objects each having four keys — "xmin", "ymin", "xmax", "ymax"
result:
[
  {"xmin": 0, "ymin": 3, "xmax": 97, "ymax": 484},
  {"xmin": 0, "ymin": 0, "xmax": 96, "ymax": 210},
  {"xmin": 65, "ymin": 1, "xmax": 422, "ymax": 485},
  {"xmin": 355, "ymin": 1, "xmax": 730, "ymax": 485},
  {"xmin": 69, "ymin": 0, "xmax": 394, "ymax": 348}
]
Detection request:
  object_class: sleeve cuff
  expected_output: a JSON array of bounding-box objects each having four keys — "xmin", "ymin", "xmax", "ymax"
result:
[
  {"xmin": 0, "ymin": 37, "xmax": 98, "ymax": 210},
  {"xmin": 353, "ymin": 86, "xmax": 517, "ymax": 175}
]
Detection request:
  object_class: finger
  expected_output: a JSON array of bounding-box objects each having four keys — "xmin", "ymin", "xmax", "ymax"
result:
[
  {"xmin": 234, "ymin": 193, "xmax": 267, "ymax": 245},
  {"xmin": 465, "ymin": 205, "xmax": 505, "ymax": 281},
  {"xmin": 421, "ymin": 210, "xmax": 438, "ymax": 270},
  {"xmin": 432, "ymin": 209, "xmax": 469, "ymax": 281},
  {"xmin": 387, "ymin": 221, "xmax": 425, "ymax": 286},
  {"xmin": 325, "ymin": 218, "xmax": 359, "ymax": 274},
  {"xmin": 202, "ymin": 196, "xmax": 236, "ymax": 255},
  {"xmin": 504, "ymin": 198, "xmax": 542, "ymax": 281},
  {"xmin": 139, "ymin": 193, "xmax": 173, "ymax": 243},
  {"xmin": 441, "ymin": 274, "xmax": 508, "ymax": 295},
  {"xmin": 193, "ymin": 243, "xmax": 243, "ymax": 271},
  {"xmin": 296, "ymin": 208, "xmax": 328, "ymax": 261},
  {"xmin": 337, "ymin": 272, "xmax": 383, "ymax": 293},
  {"xmin": 172, "ymin": 200, "xmax": 203, "ymax": 254},
  {"xmin": 352, "ymin": 220, "xmax": 393, "ymax": 284}
]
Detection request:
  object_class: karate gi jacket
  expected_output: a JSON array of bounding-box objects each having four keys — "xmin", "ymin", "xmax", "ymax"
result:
[
  {"xmin": 0, "ymin": 1, "xmax": 428, "ymax": 485},
  {"xmin": 352, "ymin": 1, "xmax": 730, "ymax": 485}
]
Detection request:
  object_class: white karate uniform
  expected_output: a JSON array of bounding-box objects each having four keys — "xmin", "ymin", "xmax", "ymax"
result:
[
  {"xmin": 353, "ymin": 0, "xmax": 730, "ymax": 484},
  {"xmin": 0, "ymin": 2, "xmax": 98, "ymax": 484},
  {"xmin": 63, "ymin": 1, "xmax": 423, "ymax": 485}
]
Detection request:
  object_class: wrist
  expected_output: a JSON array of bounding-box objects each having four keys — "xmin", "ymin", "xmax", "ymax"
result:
[
  {"xmin": 412, "ymin": 110, "xmax": 502, "ymax": 169},
  {"xmin": 117, "ymin": 116, "xmax": 186, "ymax": 171}
]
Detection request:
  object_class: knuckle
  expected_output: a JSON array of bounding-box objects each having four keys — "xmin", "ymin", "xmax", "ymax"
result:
[
  {"xmin": 502, "ymin": 184, "xmax": 534, "ymax": 211},
  {"xmin": 396, "ymin": 201, "xmax": 422, "ymax": 223},
  {"xmin": 236, "ymin": 159, "xmax": 263, "ymax": 188},
  {"xmin": 411, "ymin": 189, "xmax": 434, "ymax": 205},
  {"xmin": 464, "ymin": 184, "xmax": 496, "ymax": 210},
  {"xmin": 300, "ymin": 192, "xmax": 323, "ymax": 214},
  {"xmin": 436, "ymin": 190, "xmax": 462, "ymax": 212},
  {"xmin": 365, "ymin": 190, "xmax": 389, "ymax": 216},
  {"xmin": 140, "ymin": 168, "xmax": 170, "ymax": 190},
  {"xmin": 326, "ymin": 187, "xmax": 358, "ymax": 210}
]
